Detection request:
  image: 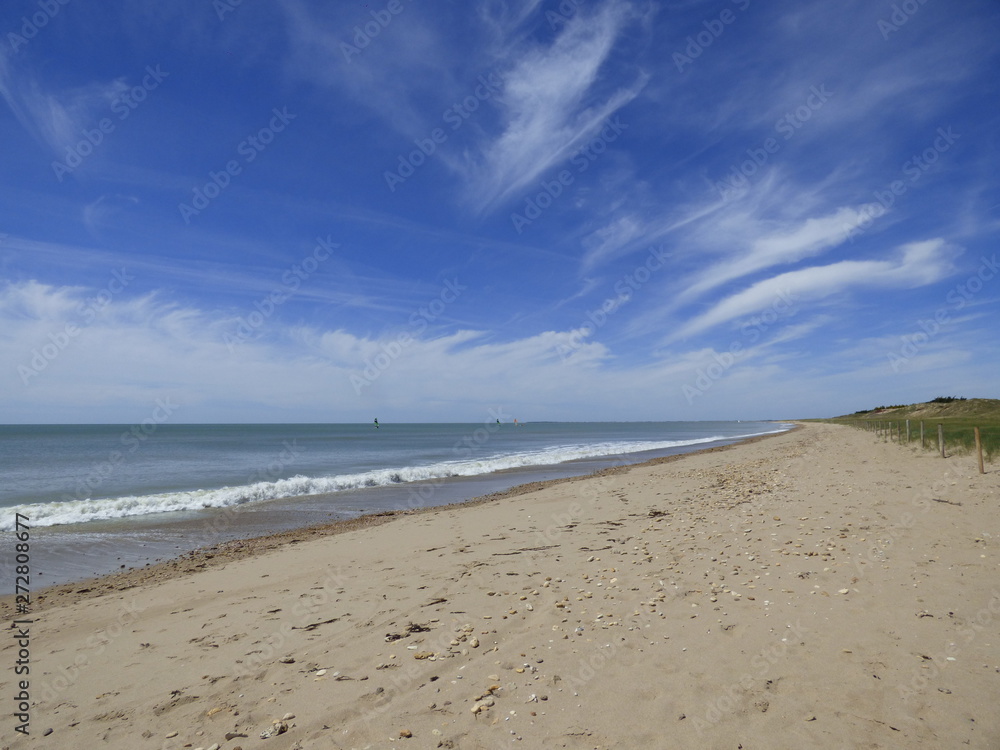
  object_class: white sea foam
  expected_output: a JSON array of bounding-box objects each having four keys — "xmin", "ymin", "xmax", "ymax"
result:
[{"xmin": 3, "ymin": 430, "xmax": 785, "ymax": 530}]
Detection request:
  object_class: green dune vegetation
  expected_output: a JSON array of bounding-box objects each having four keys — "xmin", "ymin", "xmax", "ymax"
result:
[{"xmin": 828, "ymin": 397, "xmax": 1000, "ymax": 463}]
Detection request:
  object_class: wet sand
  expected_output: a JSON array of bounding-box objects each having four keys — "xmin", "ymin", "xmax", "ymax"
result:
[{"xmin": 2, "ymin": 433, "xmax": 770, "ymax": 594}]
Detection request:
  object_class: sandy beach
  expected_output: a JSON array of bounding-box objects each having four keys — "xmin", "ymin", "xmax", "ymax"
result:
[{"xmin": 3, "ymin": 422, "xmax": 998, "ymax": 749}]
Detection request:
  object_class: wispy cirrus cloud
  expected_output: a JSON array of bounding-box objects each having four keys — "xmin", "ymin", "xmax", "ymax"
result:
[
  {"xmin": 477, "ymin": 0, "xmax": 546, "ymax": 40},
  {"xmin": 675, "ymin": 205, "xmax": 869, "ymax": 304},
  {"xmin": 467, "ymin": 1, "xmax": 647, "ymax": 211},
  {"xmin": 580, "ymin": 213, "xmax": 646, "ymax": 271},
  {"xmin": 669, "ymin": 238, "xmax": 960, "ymax": 342},
  {"xmin": 277, "ymin": 0, "xmax": 449, "ymax": 140},
  {"xmin": 0, "ymin": 49, "xmax": 128, "ymax": 156}
]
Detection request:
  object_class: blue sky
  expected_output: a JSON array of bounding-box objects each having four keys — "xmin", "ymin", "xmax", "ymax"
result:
[{"xmin": 1, "ymin": 0, "xmax": 998, "ymax": 423}]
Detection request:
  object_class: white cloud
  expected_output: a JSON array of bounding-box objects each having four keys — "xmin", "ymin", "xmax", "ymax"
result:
[
  {"xmin": 477, "ymin": 0, "xmax": 546, "ymax": 39},
  {"xmin": 670, "ymin": 238, "xmax": 960, "ymax": 341},
  {"xmin": 0, "ymin": 278, "xmax": 794, "ymax": 422},
  {"xmin": 580, "ymin": 213, "xmax": 645, "ymax": 271},
  {"xmin": 277, "ymin": 0, "xmax": 449, "ymax": 140},
  {"xmin": 676, "ymin": 205, "xmax": 868, "ymax": 303},
  {"xmin": 0, "ymin": 50, "xmax": 129, "ymax": 155},
  {"xmin": 468, "ymin": 2, "xmax": 646, "ymax": 210},
  {"xmin": 2, "ymin": 273, "xmax": 994, "ymax": 423}
]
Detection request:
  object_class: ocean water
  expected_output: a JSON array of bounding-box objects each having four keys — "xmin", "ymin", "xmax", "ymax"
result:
[
  {"xmin": 0, "ymin": 421, "xmax": 787, "ymax": 530},
  {"xmin": 0, "ymin": 421, "xmax": 790, "ymax": 590}
]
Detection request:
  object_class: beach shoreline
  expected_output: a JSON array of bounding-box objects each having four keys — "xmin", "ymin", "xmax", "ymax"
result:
[
  {"xmin": 0, "ymin": 425, "xmax": 795, "ymax": 616},
  {"xmin": 3, "ymin": 422, "xmax": 998, "ymax": 749},
  {"xmin": 0, "ymin": 422, "xmax": 790, "ymax": 594}
]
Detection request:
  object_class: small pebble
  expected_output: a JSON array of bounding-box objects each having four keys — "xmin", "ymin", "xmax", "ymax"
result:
[{"xmin": 259, "ymin": 720, "xmax": 289, "ymax": 739}]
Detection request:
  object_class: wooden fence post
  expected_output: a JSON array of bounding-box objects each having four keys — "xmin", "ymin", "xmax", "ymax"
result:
[
  {"xmin": 906, "ymin": 419, "xmax": 910, "ymax": 443},
  {"xmin": 975, "ymin": 427, "xmax": 985, "ymax": 474},
  {"xmin": 920, "ymin": 421, "xmax": 925, "ymax": 449},
  {"xmin": 938, "ymin": 424, "xmax": 945, "ymax": 458}
]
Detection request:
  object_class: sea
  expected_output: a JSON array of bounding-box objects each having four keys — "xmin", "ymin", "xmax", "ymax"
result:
[{"xmin": 0, "ymin": 421, "xmax": 790, "ymax": 592}]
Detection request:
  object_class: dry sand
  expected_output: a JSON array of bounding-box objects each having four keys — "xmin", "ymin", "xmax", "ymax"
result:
[{"xmin": 2, "ymin": 422, "xmax": 998, "ymax": 749}]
